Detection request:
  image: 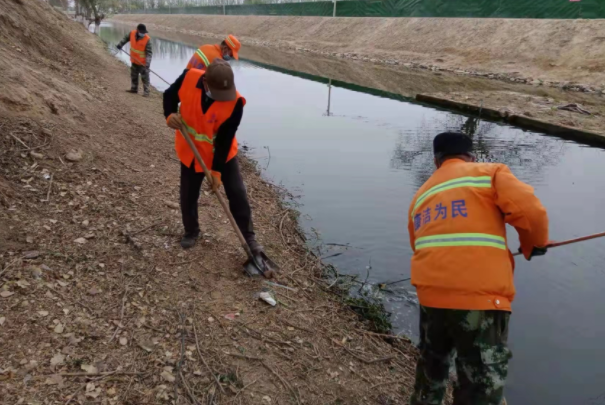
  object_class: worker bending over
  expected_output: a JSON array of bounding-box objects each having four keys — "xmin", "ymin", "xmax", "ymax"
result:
[
  {"xmin": 163, "ymin": 60, "xmax": 262, "ymax": 254},
  {"xmin": 116, "ymin": 24, "xmax": 152, "ymax": 97},
  {"xmin": 186, "ymin": 35, "xmax": 241, "ymax": 70},
  {"xmin": 408, "ymin": 132, "xmax": 549, "ymax": 405}
]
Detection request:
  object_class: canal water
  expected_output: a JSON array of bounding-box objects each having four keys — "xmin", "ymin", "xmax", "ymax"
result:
[{"xmin": 100, "ymin": 22, "xmax": 605, "ymax": 405}]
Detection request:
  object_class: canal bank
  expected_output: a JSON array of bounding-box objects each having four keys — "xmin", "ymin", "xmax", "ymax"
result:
[
  {"xmin": 0, "ymin": 1, "xmax": 419, "ymax": 403},
  {"xmin": 98, "ymin": 21, "xmax": 605, "ymax": 405},
  {"xmin": 113, "ymin": 14, "xmax": 605, "ymax": 93},
  {"xmin": 101, "ymin": 21, "xmax": 605, "ymax": 404},
  {"xmin": 112, "ymin": 17, "xmax": 605, "ymax": 140}
]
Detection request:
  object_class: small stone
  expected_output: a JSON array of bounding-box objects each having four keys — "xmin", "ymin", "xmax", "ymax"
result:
[
  {"xmin": 54, "ymin": 323, "xmax": 64, "ymax": 334},
  {"xmin": 81, "ymin": 364, "xmax": 98, "ymax": 374},
  {"xmin": 65, "ymin": 149, "xmax": 83, "ymax": 162},
  {"xmin": 50, "ymin": 353, "xmax": 65, "ymax": 367},
  {"xmin": 30, "ymin": 266, "xmax": 43, "ymax": 279},
  {"xmin": 30, "ymin": 151, "xmax": 44, "ymax": 159},
  {"xmin": 82, "ymin": 220, "xmax": 89, "ymax": 227},
  {"xmin": 74, "ymin": 237, "xmax": 87, "ymax": 244},
  {"xmin": 23, "ymin": 251, "xmax": 41, "ymax": 259},
  {"xmin": 160, "ymin": 370, "xmax": 175, "ymax": 382},
  {"xmin": 26, "ymin": 236, "xmax": 34, "ymax": 244},
  {"xmin": 165, "ymin": 200, "xmax": 179, "ymax": 209}
]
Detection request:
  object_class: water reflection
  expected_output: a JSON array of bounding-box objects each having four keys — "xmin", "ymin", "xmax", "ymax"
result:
[{"xmin": 390, "ymin": 113, "xmax": 567, "ymax": 188}]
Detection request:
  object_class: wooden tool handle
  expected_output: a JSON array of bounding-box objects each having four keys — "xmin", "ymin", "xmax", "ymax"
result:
[{"xmin": 178, "ymin": 122, "xmax": 253, "ymax": 259}]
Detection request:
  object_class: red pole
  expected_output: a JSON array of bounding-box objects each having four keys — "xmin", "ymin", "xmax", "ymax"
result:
[{"xmin": 512, "ymin": 231, "xmax": 605, "ymax": 257}]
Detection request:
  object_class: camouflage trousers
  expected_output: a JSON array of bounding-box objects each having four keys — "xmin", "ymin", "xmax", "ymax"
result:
[
  {"xmin": 410, "ymin": 306, "xmax": 512, "ymax": 405},
  {"xmin": 130, "ymin": 63, "xmax": 150, "ymax": 95}
]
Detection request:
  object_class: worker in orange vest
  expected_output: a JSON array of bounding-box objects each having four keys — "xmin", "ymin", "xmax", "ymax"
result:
[
  {"xmin": 163, "ymin": 59, "xmax": 262, "ymax": 253},
  {"xmin": 186, "ymin": 35, "xmax": 241, "ymax": 70},
  {"xmin": 116, "ymin": 24, "xmax": 152, "ymax": 97},
  {"xmin": 408, "ymin": 132, "xmax": 549, "ymax": 405}
]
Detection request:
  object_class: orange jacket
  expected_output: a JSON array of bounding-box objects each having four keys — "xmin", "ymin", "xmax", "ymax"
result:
[
  {"xmin": 175, "ymin": 69, "xmax": 244, "ymax": 172},
  {"xmin": 407, "ymin": 159, "xmax": 549, "ymax": 311},
  {"xmin": 129, "ymin": 30, "xmax": 150, "ymax": 66},
  {"xmin": 186, "ymin": 44, "xmax": 223, "ymax": 70}
]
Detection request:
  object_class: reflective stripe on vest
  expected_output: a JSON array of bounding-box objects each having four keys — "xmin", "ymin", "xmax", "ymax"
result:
[
  {"xmin": 412, "ymin": 176, "xmax": 491, "ymax": 216},
  {"xmin": 181, "ymin": 121, "xmax": 213, "ymax": 144},
  {"xmin": 131, "ymin": 49, "xmax": 145, "ymax": 57},
  {"xmin": 195, "ymin": 49, "xmax": 211, "ymax": 67},
  {"xmin": 415, "ymin": 233, "xmax": 506, "ymax": 250}
]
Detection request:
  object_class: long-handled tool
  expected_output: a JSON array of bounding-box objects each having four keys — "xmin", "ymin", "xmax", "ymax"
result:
[
  {"xmin": 116, "ymin": 47, "xmax": 171, "ymax": 85},
  {"xmin": 512, "ymin": 231, "xmax": 605, "ymax": 256},
  {"xmin": 386, "ymin": 231, "xmax": 605, "ymax": 286},
  {"xmin": 178, "ymin": 121, "xmax": 277, "ymax": 278}
]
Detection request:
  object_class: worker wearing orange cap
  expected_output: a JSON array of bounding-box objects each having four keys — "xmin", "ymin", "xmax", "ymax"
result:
[{"xmin": 186, "ymin": 35, "xmax": 241, "ymax": 70}]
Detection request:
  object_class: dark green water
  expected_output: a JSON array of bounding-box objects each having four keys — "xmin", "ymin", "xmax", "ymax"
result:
[{"xmin": 100, "ymin": 22, "xmax": 605, "ymax": 405}]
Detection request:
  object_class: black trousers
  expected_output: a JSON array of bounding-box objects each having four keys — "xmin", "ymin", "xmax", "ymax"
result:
[{"xmin": 180, "ymin": 157, "xmax": 255, "ymax": 240}]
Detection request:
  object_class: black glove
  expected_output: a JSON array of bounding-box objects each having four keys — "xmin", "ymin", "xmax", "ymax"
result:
[
  {"xmin": 116, "ymin": 44, "xmax": 122, "ymax": 50},
  {"xmin": 519, "ymin": 246, "xmax": 548, "ymax": 260}
]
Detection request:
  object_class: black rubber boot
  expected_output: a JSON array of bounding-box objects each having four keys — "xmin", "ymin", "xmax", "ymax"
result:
[
  {"xmin": 180, "ymin": 232, "xmax": 199, "ymax": 249},
  {"xmin": 246, "ymin": 237, "xmax": 263, "ymax": 255},
  {"xmin": 126, "ymin": 89, "xmax": 137, "ymax": 94},
  {"xmin": 142, "ymin": 92, "xmax": 150, "ymax": 97}
]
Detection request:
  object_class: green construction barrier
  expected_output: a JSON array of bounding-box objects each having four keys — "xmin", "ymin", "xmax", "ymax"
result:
[{"xmin": 127, "ymin": 0, "xmax": 604, "ymax": 19}]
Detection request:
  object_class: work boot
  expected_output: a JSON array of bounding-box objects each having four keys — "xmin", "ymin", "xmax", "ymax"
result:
[
  {"xmin": 126, "ymin": 89, "xmax": 137, "ymax": 94},
  {"xmin": 180, "ymin": 231, "xmax": 200, "ymax": 249},
  {"xmin": 142, "ymin": 92, "xmax": 150, "ymax": 98},
  {"xmin": 246, "ymin": 237, "xmax": 263, "ymax": 255}
]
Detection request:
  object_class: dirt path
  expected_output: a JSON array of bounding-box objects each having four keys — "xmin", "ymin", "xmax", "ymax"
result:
[{"xmin": 0, "ymin": 1, "xmax": 418, "ymax": 403}]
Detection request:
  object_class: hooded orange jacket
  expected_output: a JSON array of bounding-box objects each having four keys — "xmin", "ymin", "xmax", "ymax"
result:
[{"xmin": 407, "ymin": 159, "xmax": 549, "ymax": 311}]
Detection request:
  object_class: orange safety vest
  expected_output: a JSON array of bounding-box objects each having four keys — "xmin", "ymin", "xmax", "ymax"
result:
[
  {"xmin": 129, "ymin": 30, "xmax": 150, "ymax": 66},
  {"xmin": 175, "ymin": 69, "xmax": 245, "ymax": 172},
  {"xmin": 408, "ymin": 159, "xmax": 548, "ymax": 312},
  {"xmin": 186, "ymin": 44, "xmax": 223, "ymax": 70}
]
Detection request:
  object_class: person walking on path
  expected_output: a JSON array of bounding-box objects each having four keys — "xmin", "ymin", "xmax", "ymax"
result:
[
  {"xmin": 163, "ymin": 60, "xmax": 262, "ymax": 253},
  {"xmin": 186, "ymin": 35, "xmax": 241, "ymax": 70},
  {"xmin": 407, "ymin": 132, "xmax": 550, "ymax": 405},
  {"xmin": 116, "ymin": 24, "xmax": 152, "ymax": 97}
]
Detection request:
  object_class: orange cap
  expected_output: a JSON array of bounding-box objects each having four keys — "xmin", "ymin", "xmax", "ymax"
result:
[{"xmin": 224, "ymin": 34, "xmax": 241, "ymax": 60}]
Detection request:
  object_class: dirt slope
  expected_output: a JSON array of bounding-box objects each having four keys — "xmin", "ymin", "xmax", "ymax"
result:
[
  {"xmin": 114, "ymin": 14, "xmax": 605, "ymax": 89},
  {"xmin": 0, "ymin": 0, "xmax": 417, "ymax": 403}
]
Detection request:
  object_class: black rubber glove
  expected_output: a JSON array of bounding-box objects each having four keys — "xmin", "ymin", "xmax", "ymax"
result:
[
  {"xmin": 116, "ymin": 44, "xmax": 122, "ymax": 50},
  {"xmin": 519, "ymin": 246, "xmax": 548, "ymax": 260}
]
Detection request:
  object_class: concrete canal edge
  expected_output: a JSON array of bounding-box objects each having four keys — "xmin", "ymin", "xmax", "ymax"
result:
[{"xmin": 416, "ymin": 94, "xmax": 605, "ymax": 146}]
